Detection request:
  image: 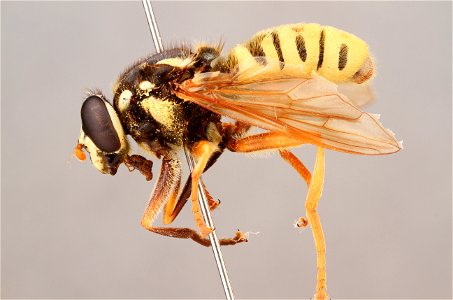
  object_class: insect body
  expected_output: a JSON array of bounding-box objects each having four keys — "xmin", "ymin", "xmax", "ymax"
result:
[{"xmin": 75, "ymin": 23, "xmax": 401, "ymax": 300}]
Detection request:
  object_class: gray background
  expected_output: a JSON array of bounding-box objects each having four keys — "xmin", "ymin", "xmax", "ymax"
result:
[{"xmin": 2, "ymin": 1, "xmax": 452, "ymax": 299}]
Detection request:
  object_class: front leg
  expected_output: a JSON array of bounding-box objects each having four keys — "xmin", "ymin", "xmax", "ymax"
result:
[{"xmin": 124, "ymin": 154, "xmax": 153, "ymax": 181}]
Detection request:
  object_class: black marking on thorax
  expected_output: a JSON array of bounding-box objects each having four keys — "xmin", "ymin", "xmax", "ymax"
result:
[
  {"xmin": 182, "ymin": 101, "xmax": 222, "ymax": 147},
  {"xmin": 113, "ymin": 48, "xmax": 193, "ymax": 147},
  {"xmin": 113, "ymin": 47, "xmax": 223, "ymax": 150},
  {"xmin": 117, "ymin": 48, "xmax": 191, "ymax": 85}
]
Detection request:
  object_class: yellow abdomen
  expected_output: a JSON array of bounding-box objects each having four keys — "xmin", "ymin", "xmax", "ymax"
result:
[{"xmin": 222, "ymin": 23, "xmax": 374, "ymax": 84}]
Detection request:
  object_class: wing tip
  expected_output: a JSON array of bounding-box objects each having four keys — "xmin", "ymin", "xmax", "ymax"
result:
[{"xmin": 380, "ymin": 139, "xmax": 403, "ymax": 155}]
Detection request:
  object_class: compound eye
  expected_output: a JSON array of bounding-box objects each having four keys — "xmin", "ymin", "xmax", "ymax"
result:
[{"xmin": 81, "ymin": 96, "xmax": 121, "ymax": 153}]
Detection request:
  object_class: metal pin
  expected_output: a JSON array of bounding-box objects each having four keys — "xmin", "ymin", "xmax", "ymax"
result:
[
  {"xmin": 142, "ymin": 0, "xmax": 163, "ymax": 53},
  {"xmin": 141, "ymin": 1, "xmax": 235, "ymax": 299},
  {"xmin": 184, "ymin": 150, "xmax": 235, "ymax": 300}
]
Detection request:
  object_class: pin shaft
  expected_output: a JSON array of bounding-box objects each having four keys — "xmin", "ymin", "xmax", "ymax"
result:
[
  {"xmin": 184, "ymin": 150, "xmax": 235, "ymax": 300},
  {"xmin": 141, "ymin": 2, "xmax": 235, "ymax": 299},
  {"xmin": 142, "ymin": 0, "xmax": 163, "ymax": 53}
]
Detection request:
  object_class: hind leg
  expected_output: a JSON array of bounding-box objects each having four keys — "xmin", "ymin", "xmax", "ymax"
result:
[{"xmin": 227, "ymin": 132, "xmax": 328, "ymax": 299}]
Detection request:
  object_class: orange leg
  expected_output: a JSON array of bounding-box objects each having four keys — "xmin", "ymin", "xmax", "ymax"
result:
[
  {"xmin": 189, "ymin": 141, "xmax": 220, "ymax": 237},
  {"xmin": 222, "ymin": 121, "xmax": 251, "ymax": 139},
  {"xmin": 279, "ymin": 149, "xmax": 311, "ymax": 228},
  {"xmin": 305, "ymin": 147, "xmax": 328, "ymax": 300},
  {"xmin": 227, "ymin": 131, "xmax": 304, "ymax": 153},
  {"xmin": 228, "ymin": 132, "xmax": 328, "ymax": 300},
  {"xmin": 199, "ymin": 181, "xmax": 221, "ymax": 211},
  {"xmin": 140, "ymin": 156, "xmax": 246, "ymax": 247},
  {"xmin": 164, "ymin": 176, "xmax": 220, "ymax": 225},
  {"xmin": 279, "ymin": 149, "xmax": 311, "ymax": 186},
  {"xmin": 141, "ymin": 157, "xmax": 181, "ymax": 229}
]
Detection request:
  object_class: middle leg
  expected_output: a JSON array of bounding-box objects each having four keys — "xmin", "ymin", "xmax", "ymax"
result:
[
  {"xmin": 140, "ymin": 156, "xmax": 247, "ymax": 247},
  {"xmin": 189, "ymin": 140, "xmax": 220, "ymax": 237}
]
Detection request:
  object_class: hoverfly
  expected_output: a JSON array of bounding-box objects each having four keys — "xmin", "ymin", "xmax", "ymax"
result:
[{"xmin": 74, "ymin": 23, "xmax": 401, "ymax": 299}]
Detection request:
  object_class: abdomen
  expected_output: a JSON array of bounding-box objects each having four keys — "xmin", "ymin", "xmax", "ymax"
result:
[{"xmin": 219, "ymin": 23, "xmax": 374, "ymax": 84}]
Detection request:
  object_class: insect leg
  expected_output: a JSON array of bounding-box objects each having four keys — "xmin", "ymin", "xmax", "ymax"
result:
[
  {"xmin": 162, "ymin": 174, "xmax": 192, "ymax": 224},
  {"xmin": 227, "ymin": 133, "xmax": 329, "ymax": 299},
  {"xmin": 164, "ymin": 176, "xmax": 220, "ymax": 225},
  {"xmin": 227, "ymin": 132, "xmax": 312, "ymax": 230},
  {"xmin": 279, "ymin": 149, "xmax": 311, "ymax": 228},
  {"xmin": 202, "ymin": 182, "xmax": 221, "ymax": 211},
  {"xmin": 279, "ymin": 149, "xmax": 311, "ymax": 186},
  {"xmin": 124, "ymin": 154, "xmax": 154, "ymax": 181},
  {"xmin": 189, "ymin": 140, "xmax": 219, "ymax": 237},
  {"xmin": 164, "ymin": 146, "xmax": 226, "ymax": 225},
  {"xmin": 227, "ymin": 131, "xmax": 304, "ymax": 153},
  {"xmin": 279, "ymin": 147, "xmax": 330, "ymax": 299},
  {"xmin": 305, "ymin": 147, "xmax": 328, "ymax": 300},
  {"xmin": 222, "ymin": 121, "xmax": 251, "ymax": 139},
  {"xmin": 140, "ymin": 157, "xmax": 245, "ymax": 246},
  {"xmin": 195, "ymin": 180, "xmax": 221, "ymax": 211},
  {"xmin": 141, "ymin": 156, "xmax": 181, "ymax": 230}
]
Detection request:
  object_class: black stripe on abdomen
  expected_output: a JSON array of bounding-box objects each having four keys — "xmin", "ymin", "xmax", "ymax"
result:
[
  {"xmin": 245, "ymin": 33, "xmax": 266, "ymax": 65},
  {"xmin": 296, "ymin": 35, "xmax": 307, "ymax": 62},
  {"xmin": 272, "ymin": 31, "xmax": 285, "ymax": 69},
  {"xmin": 338, "ymin": 44, "xmax": 348, "ymax": 70},
  {"xmin": 317, "ymin": 29, "xmax": 325, "ymax": 70},
  {"xmin": 245, "ymin": 34, "xmax": 265, "ymax": 56}
]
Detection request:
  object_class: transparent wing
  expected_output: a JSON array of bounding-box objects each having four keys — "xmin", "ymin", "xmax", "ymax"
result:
[
  {"xmin": 176, "ymin": 62, "xmax": 401, "ymax": 155},
  {"xmin": 338, "ymin": 82, "xmax": 375, "ymax": 107}
]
